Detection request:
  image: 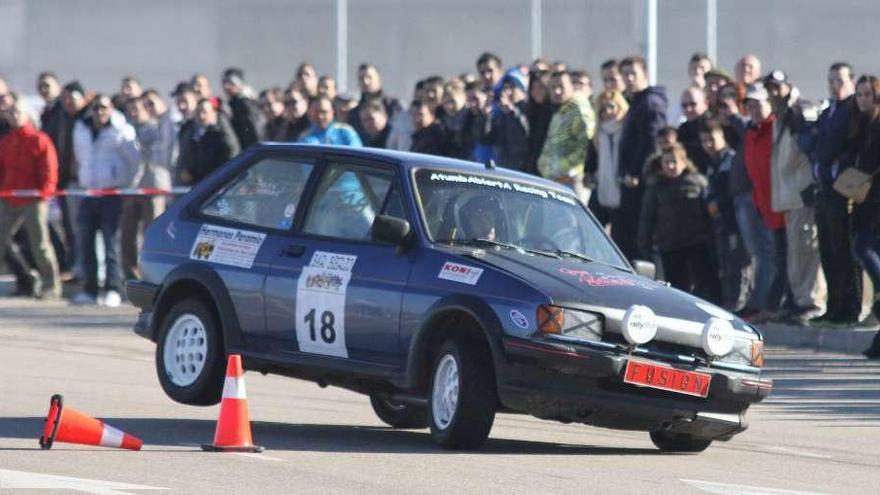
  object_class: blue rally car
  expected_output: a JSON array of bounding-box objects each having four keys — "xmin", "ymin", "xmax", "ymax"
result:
[{"xmin": 127, "ymin": 144, "xmax": 772, "ymax": 452}]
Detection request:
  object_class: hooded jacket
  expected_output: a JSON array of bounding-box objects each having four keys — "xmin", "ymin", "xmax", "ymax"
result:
[
  {"xmin": 619, "ymin": 86, "xmax": 668, "ymax": 179},
  {"xmin": 638, "ymin": 169, "xmax": 712, "ymax": 255},
  {"xmin": 0, "ymin": 124, "xmax": 58, "ymax": 207},
  {"xmin": 73, "ymin": 110, "xmax": 139, "ymax": 189}
]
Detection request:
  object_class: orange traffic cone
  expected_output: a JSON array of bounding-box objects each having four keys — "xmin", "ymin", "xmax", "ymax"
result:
[
  {"xmin": 39, "ymin": 394, "xmax": 142, "ymax": 450},
  {"xmin": 201, "ymin": 354, "xmax": 263, "ymax": 452}
]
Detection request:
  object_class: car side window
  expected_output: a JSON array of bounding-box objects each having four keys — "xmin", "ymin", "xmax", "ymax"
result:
[
  {"xmin": 303, "ymin": 162, "xmax": 394, "ymax": 241},
  {"xmin": 200, "ymin": 156, "xmax": 315, "ymax": 230}
]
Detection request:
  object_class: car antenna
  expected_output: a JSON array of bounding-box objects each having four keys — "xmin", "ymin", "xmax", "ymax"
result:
[{"xmin": 485, "ymin": 159, "xmax": 497, "ymax": 170}]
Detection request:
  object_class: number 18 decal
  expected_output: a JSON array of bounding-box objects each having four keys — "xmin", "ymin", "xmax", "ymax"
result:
[{"xmin": 295, "ymin": 251, "xmax": 357, "ymax": 358}]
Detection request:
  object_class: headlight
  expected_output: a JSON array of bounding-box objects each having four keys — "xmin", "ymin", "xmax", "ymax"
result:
[
  {"xmin": 716, "ymin": 336, "xmax": 764, "ymax": 367},
  {"xmin": 621, "ymin": 305, "xmax": 657, "ymax": 345},
  {"xmin": 537, "ymin": 305, "xmax": 603, "ymax": 341},
  {"xmin": 701, "ymin": 318, "xmax": 735, "ymax": 357}
]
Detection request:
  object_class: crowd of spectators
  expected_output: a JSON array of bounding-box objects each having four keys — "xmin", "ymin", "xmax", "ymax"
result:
[{"xmin": 0, "ymin": 50, "xmax": 879, "ymax": 356}]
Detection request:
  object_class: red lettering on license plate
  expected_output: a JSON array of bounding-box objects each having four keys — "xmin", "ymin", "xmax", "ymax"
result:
[{"xmin": 624, "ymin": 361, "xmax": 711, "ymax": 398}]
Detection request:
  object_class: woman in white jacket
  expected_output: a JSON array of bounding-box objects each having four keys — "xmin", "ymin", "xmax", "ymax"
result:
[
  {"xmin": 587, "ymin": 90, "xmax": 629, "ymax": 228},
  {"xmin": 71, "ymin": 95, "xmax": 139, "ymax": 306}
]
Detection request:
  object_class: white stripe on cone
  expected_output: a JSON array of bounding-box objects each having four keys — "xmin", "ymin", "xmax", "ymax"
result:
[
  {"xmin": 99, "ymin": 425, "xmax": 125, "ymax": 448},
  {"xmin": 222, "ymin": 376, "xmax": 247, "ymax": 400}
]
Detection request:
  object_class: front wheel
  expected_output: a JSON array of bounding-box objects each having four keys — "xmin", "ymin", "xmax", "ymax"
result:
[
  {"xmin": 649, "ymin": 430, "xmax": 713, "ymax": 453},
  {"xmin": 155, "ymin": 298, "xmax": 226, "ymax": 406},
  {"xmin": 369, "ymin": 395, "xmax": 428, "ymax": 429},
  {"xmin": 427, "ymin": 337, "xmax": 496, "ymax": 450}
]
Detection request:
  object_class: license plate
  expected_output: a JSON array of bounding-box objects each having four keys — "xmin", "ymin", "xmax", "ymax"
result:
[{"xmin": 623, "ymin": 360, "xmax": 711, "ymax": 398}]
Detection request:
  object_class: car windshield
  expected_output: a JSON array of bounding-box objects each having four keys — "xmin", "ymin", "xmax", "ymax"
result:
[{"xmin": 413, "ymin": 169, "xmax": 629, "ymax": 270}]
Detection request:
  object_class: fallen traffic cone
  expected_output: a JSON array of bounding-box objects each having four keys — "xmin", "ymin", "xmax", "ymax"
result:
[
  {"xmin": 39, "ymin": 394, "xmax": 142, "ymax": 450},
  {"xmin": 202, "ymin": 354, "xmax": 263, "ymax": 452}
]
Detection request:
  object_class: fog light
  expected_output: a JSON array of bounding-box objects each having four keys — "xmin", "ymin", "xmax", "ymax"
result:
[
  {"xmin": 621, "ymin": 305, "xmax": 657, "ymax": 345},
  {"xmin": 701, "ymin": 318, "xmax": 735, "ymax": 357}
]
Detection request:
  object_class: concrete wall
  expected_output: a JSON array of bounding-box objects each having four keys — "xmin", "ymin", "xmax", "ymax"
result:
[{"xmin": 1, "ymin": 0, "xmax": 879, "ymax": 105}]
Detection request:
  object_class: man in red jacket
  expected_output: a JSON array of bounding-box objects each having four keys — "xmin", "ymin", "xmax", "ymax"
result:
[
  {"xmin": 743, "ymin": 84, "xmax": 786, "ymax": 319},
  {"xmin": 0, "ymin": 100, "xmax": 61, "ymax": 298}
]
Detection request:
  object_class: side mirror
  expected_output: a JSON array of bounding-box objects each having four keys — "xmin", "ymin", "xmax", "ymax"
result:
[
  {"xmin": 632, "ymin": 259, "xmax": 656, "ymax": 280},
  {"xmin": 371, "ymin": 215, "xmax": 412, "ymax": 246}
]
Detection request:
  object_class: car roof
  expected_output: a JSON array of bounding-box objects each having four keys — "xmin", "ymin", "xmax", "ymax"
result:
[{"xmin": 256, "ymin": 142, "xmax": 575, "ymax": 195}]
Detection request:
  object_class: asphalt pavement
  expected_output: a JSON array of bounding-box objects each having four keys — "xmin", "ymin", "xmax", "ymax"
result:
[{"xmin": 0, "ymin": 297, "xmax": 878, "ymax": 494}]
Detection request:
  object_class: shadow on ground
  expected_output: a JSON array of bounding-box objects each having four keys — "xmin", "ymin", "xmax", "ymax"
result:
[{"xmin": 0, "ymin": 416, "xmax": 661, "ymax": 456}]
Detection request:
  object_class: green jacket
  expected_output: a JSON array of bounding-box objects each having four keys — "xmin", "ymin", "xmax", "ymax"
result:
[{"xmin": 537, "ymin": 94, "xmax": 596, "ymax": 179}]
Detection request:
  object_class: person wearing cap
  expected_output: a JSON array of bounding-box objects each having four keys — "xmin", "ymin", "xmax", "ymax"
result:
[
  {"xmin": 0, "ymin": 99, "xmax": 62, "ymax": 299},
  {"xmin": 799, "ymin": 62, "xmax": 863, "ymax": 326},
  {"xmin": 221, "ymin": 67, "xmax": 264, "ymax": 150},
  {"xmin": 743, "ymin": 83, "xmax": 787, "ymax": 319},
  {"xmin": 764, "ymin": 70, "xmax": 826, "ymax": 323},
  {"xmin": 483, "ymin": 69, "xmax": 531, "ymax": 172},
  {"xmin": 537, "ymin": 70, "xmax": 595, "ymax": 202},
  {"xmin": 57, "ymin": 80, "xmax": 92, "ymax": 281}
]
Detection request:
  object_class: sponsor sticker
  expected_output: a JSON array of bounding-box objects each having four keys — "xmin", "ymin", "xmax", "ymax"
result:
[
  {"xmin": 509, "ymin": 310, "xmax": 530, "ymax": 329},
  {"xmin": 438, "ymin": 262, "xmax": 483, "ymax": 285},
  {"xmin": 559, "ymin": 268, "xmax": 656, "ymax": 290},
  {"xmin": 294, "ymin": 251, "xmax": 357, "ymax": 358},
  {"xmin": 189, "ymin": 224, "xmax": 266, "ymax": 269}
]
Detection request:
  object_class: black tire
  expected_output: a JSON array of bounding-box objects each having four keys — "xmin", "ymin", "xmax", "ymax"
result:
[
  {"xmin": 649, "ymin": 430, "xmax": 713, "ymax": 453},
  {"xmin": 427, "ymin": 337, "xmax": 496, "ymax": 450},
  {"xmin": 155, "ymin": 298, "xmax": 226, "ymax": 406},
  {"xmin": 369, "ymin": 394, "xmax": 428, "ymax": 429}
]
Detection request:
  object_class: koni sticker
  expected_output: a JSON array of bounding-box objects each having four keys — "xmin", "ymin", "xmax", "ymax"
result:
[
  {"xmin": 559, "ymin": 268, "xmax": 655, "ymax": 290},
  {"xmin": 189, "ymin": 224, "xmax": 266, "ymax": 269},
  {"xmin": 438, "ymin": 262, "xmax": 483, "ymax": 285},
  {"xmin": 294, "ymin": 251, "xmax": 358, "ymax": 358}
]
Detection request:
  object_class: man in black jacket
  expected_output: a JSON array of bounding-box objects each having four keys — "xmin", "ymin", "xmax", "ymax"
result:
[
  {"xmin": 615, "ymin": 56, "xmax": 668, "ymax": 261},
  {"xmin": 349, "ymin": 64, "xmax": 401, "ymax": 140},
  {"xmin": 180, "ymin": 99, "xmax": 240, "ymax": 185},
  {"xmin": 801, "ymin": 62, "xmax": 862, "ymax": 326},
  {"xmin": 221, "ymin": 68, "xmax": 264, "ymax": 149}
]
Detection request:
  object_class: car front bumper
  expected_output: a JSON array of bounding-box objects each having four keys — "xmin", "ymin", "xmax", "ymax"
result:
[
  {"xmin": 125, "ymin": 280, "xmax": 159, "ymax": 341},
  {"xmin": 498, "ymin": 337, "xmax": 772, "ymax": 441}
]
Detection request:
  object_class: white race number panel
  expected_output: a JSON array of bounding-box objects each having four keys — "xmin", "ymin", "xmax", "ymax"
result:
[{"xmin": 294, "ymin": 251, "xmax": 357, "ymax": 358}]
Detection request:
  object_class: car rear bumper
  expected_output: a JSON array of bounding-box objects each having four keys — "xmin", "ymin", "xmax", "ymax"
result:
[{"xmin": 498, "ymin": 337, "xmax": 772, "ymax": 440}]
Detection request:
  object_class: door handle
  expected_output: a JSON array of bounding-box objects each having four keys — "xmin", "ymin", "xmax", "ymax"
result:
[{"xmin": 281, "ymin": 244, "xmax": 306, "ymax": 257}]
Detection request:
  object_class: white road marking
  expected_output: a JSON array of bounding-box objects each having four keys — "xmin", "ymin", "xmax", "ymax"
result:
[
  {"xmin": 765, "ymin": 446, "xmax": 833, "ymax": 459},
  {"xmin": 234, "ymin": 452, "xmax": 287, "ymax": 463},
  {"xmin": 682, "ymin": 479, "xmax": 832, "ymax": 495},
  {"xmin": 0, "ymin": 468, "xmax": 167, "ymax": 495}
]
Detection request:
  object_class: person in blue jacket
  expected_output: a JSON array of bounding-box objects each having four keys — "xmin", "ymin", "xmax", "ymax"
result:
[{"xmin": 298, "ymin": 96, "xmax": 362, "ymax": 147}]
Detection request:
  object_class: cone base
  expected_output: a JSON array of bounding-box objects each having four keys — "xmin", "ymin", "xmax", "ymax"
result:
[{"xmin": 201, "ymin": 443, "xmax": 264, "ymax": 453}]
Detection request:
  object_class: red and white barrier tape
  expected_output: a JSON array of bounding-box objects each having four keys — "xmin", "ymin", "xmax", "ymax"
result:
[{"xmin": 0, "ymin": 187, "xmax": 191, "ymax": 198}]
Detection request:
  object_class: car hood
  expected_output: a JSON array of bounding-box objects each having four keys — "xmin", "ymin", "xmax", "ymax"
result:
[{"xmin": 460, "ymin": 248, "xmax": 755, "ymax": 342}]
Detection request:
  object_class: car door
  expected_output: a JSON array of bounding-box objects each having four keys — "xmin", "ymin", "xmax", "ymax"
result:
[
  {"xmin": 192, "ymin": 151, "xmax": 318, "ymax": 338},
  {"xmin": 264, "ymin": 157, "xmax": 412, "ymax": 369}
]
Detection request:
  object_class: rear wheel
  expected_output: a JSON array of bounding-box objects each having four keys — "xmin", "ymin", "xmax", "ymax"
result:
[
  {"xmin": 649, "ymin": 430, "xmax": 713, "ymax": 453},
  {"xmin": 369, "ymin": 394, "xmax": 428, "ymax": 429},
  {"xmin": 156, "ymin": 298, "xmax": 226, "ymax": 406},
  {"xmin": 427, "ymin": 337, "xmax": 496, "ymax": 450}
]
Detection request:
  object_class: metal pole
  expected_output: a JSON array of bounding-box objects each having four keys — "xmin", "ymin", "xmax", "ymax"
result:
[
  {"xmin": 336, "ymin": 0, "xmax": 348, "ymax": 93},
  {"xmin": 706, "ymin": 0, "xmax": 717, "ymax": 63},
  {"xmin": 530, "ymin": 0, "xmax": 542, "ymax": 60},
  {"xmin": 645, "ymin": 0, "xmax": 658, "ymax": 85}
]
